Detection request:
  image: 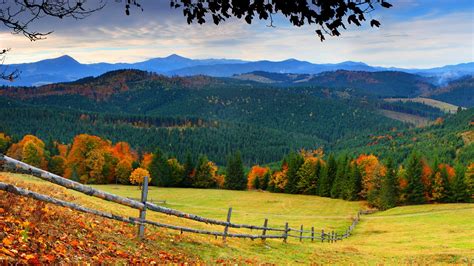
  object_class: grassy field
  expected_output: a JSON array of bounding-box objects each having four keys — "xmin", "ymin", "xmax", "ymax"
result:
[
  {"xmin": 380, "ymin": 109, "xmax": 431, "ymax": 127},
  {"xmin": 384, "ymin": 97, "xmax": 461, "ymax": 113},
  {"xmin": 1, "ymin": 172, "xmax": 474, "ymax": 264}
]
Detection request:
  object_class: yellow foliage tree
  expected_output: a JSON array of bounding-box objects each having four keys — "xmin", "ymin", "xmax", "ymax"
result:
[
  {"xmin": 130, "ymin": 168, "xmax": 151, "ymax": 187},
  {"xmin": 355, "ymin": 154, "xmax": 385, "ymax": 198},
  {"xmin": 0, "ymin": 132, "xmax": 11, "ymax": 153},
  {"xmin": 7, "ymin": 135, "xmax": 47, "ymax": 169}
]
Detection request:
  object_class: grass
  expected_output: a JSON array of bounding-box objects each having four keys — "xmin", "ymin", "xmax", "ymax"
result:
[
  {"xmin": 380, "ymin": 109, "xmax": 431, "ymax": 127},
  {"xmin": 2, "ymin": 172, "xmax": 474, "ymax": 264},
  {"xmin": 384, "ymin": 97, "xmax": 462, "ymax": 113}
]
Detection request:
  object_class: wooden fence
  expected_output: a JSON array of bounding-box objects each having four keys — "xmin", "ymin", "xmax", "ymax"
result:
[{"xmin": 0, "ymin": 154, "xmax": 373, "ymax": 243}]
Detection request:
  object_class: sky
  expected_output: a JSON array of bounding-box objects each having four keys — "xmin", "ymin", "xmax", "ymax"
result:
[{"xmin": 0, "ymin": 0, "xmax": 473, "ymax": 68}]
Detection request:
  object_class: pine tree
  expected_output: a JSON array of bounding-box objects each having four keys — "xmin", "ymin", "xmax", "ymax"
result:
[
  {"xmin": 451, "ymin": 165, "xmax": 468, "ymax": 202},
  {"xmin": 380, "ymin": 158, "xmax": 398, "ymax": 210},
  {"xmin": 149, "ymin": 148, "xmax": 171, "ymax": 187},
  {"xmin": 331, "ymin": 156, "xmax": 347, "ymax": 199},
  {"xmin": 224, "ymin": 151, "xmax": 246, "ymax": 190},
  {"xmin": 405, "ymin": 152, "xmax": 425, "ymax": 204},
  {"xmin": 284, "ymin": 152, "xmax": 304, "ymax": 194},
  {"xmin": 253, "ymin": 174, "xmax": 260, "ymax": 190},
  {"xmin": 346, "ymin": 163, "xmax": 362, "ymax": 201},
  {"xmin": 261, "ymin": 171, "xmax": 270, "ymax": 191},
  {"xmin": 296, "ymin": 160, "xmax": 320, "ymax": 195},
  {"xmin": 318, "ymin": 165, "xmax": 330, "ymax": 197},
  {"xmin": 182, "ymin": 151, "xmax": 194, "ymax": 188},
  {"xmin": 326, "ymin": 154, "xmax": 337, "ymax": 191},
  {"xmin": 193, "ymin": 155, "xmax": 216, "ymax": 188},
  {"xmin": 45, "ymin": 136, "xmax": 59, "ymax": 157}
]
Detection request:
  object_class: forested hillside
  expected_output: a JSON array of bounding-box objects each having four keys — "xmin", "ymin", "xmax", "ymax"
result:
[
  {"xmin": 334, "ymin": 108, "xmax": 474, "ymax": 165},
  {"xmin": 0, "ymin": 69, "xmax": 471, "ymax": 166},
  {"xmin": 426, "ymin": 76, "xmax": 474, "ymax": 107},
  {"xmin": 233, "ymin": 70, "xmax": 436, "ymax": 97},
  {"xmin": 0, "ymin": 70, "xmax": 408, "ymax": 163}
]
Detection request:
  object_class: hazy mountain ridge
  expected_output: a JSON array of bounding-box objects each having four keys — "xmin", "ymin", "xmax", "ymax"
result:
[{"xmin": 2, "ymin": 54, "xmax": 472, "ymax": 87}]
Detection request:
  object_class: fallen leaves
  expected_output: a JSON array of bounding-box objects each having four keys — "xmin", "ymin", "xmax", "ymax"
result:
[{"xmin": 0, "ymin": 177, "xmax": 198, "ymax": 264}]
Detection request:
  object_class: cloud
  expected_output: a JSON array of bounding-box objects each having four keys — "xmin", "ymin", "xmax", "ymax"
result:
[{"xmin": 0, "ymin": 1, "xmax": 472, "ymax": 68}]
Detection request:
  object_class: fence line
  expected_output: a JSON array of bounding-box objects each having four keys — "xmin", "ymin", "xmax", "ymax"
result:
[
  {"xmin": 1, "ymin": 155, "xmax": 288, "ymax": 232},
  {"xmin": 0, "ymin": 154, "xmax": 374, "ymax": 243}
]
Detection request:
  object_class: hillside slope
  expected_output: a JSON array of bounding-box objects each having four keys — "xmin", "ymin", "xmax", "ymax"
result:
[
  {"xmin": 425, "ymin": 76, "xmax": 474, "ymax": 107},
  {"xmin": 1, "ymin": 172, "xmax": 473, "ymax": 264},
  {"xmin": 0, "ymin": 70, "xmax": 405, "ymax": 164},
  {"xmin": 233, "ymin": 70, "xmax": 436, "ymax": 97}
]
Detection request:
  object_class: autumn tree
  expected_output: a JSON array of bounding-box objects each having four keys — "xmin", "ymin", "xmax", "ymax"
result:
[
  {"xmin": 397, "ymin": 165, "xmax": 408, "ymax": 204},
  {"xmin": 355, "ymin": 154, "xmax": 385, "ymax": 200},
  {"xmin": 269, "ymin": 161, "xmax": 288, "ymax": 193},
  {"xmin": 224, "ymin": 151, "xmax": 246, "ymax": 190},
  {"xmin": 64, "ymin": 134, "xmax": 113, "ymax": 184},
  {"xmin": 404, "ymin": 152, "xmax": 425, "ymax": 204},
  {"xmin": 115, "ymin": 159, "xmax": 133, "ymax": 184},
  {"xmin": 0, "ymin": 133, "xmax": 12, "ymax": 153},
  {"xmin": 248, "ymin": 165, "xmax": 270, "ymax": 190},
  {"xmin": 420, "ymin": 160, "xmax": 433, "ymax": 202},
  {"xmin": 7, "ymin": 135, "xmax": 47, "ymax": 169},
  {"xmin": 432, "ymin": 164, "xmax": 455, "ymax": 202},
  {"xmin": 140, "ymin": 153, "xmax": 153, "ymax": 170},
  {"xmin": 130, "ymin": 167, "xmax": 151, "ymax": 188},
  {"xmin": 193, "ymin": 155, "xmax": 217, "ymax": 188},
  {"xmin": 466, "ymin": 163, "xmax": 474, "ymax": 201}
]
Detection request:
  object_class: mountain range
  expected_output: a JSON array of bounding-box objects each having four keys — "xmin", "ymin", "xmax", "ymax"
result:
[{"xmin": 2, "ymin": 54, "xmax": 473, "ymax": 87}]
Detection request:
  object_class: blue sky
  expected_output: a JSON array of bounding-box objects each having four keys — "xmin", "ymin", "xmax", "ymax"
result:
[{"xmin": 0, "ymin": 0, "xmax": 473, "ymax": 68}]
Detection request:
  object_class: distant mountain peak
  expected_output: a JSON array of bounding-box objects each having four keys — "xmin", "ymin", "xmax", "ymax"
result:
[
  {"xmin": 339, "ymin": 61, "xmax": 368, "ymax": 66},
  {"xmin": 50, "ymin": 55, "xmax": 79, "ymax": 64},
  {"xmin": 165, "ymin": 54, "xmax": 188, "ymax": 60}
]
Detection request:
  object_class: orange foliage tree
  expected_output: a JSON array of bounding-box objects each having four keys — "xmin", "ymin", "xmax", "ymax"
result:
[
  {"xmin": 355, "ymin": 154, "xmax": 385, "ymax": 199},
  {"xmin": 247, "ymin": 165, "xmax": 270, "ymax": 189},
  {"xmin": 140, "ymin": 153, "xmax": 153, "ymax": 170},
  {"xmin": 64, "ymin": 134, "xmax": 114, "ymax": 184},
  {"xmin": 466, "ymin": 163, "xmax": 474, "ymax": 199},
  {"xmin": 269, "ymin": 163, "xmax": 288, "ymax": 192},
  {"xmin": 432, "ymin": 163, "xmax": 456, "ymax": 202},
  {"xmin": 397, "ymin": 165, "xmax": 408, "ymax": 203},
  {"xmin": 421, "ymin": 160, "xmax": 433, "ymax": 201},
  {"xmin": 7, "ymin": 135, "xmax": 47, "ymax": 169}
]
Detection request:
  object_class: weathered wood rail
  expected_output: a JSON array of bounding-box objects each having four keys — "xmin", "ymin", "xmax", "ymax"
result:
[{"xmin": 0, "ymin": 154, "xmax": 373, "ymax": 242}]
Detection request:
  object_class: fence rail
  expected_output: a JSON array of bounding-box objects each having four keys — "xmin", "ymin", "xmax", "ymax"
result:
[{"xmin": 0, "ymin": 154, "xmax": 374, "ymax": 243}]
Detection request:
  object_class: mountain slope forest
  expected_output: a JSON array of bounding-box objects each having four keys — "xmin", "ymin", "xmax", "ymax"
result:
[{"xmin": 0, "ymin": 69, "xmax": 472, "ymax": 166}]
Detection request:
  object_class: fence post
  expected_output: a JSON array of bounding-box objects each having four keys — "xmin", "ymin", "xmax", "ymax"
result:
[
  {"xmin": 311, "ymin": 227, "xmax": 314, "ymax": 242},
  {"xmin": 335, "ymin": 232, "xmax": 338, "ymax": 242},
  {"xmin": 137, "ymin": 175, "xmax": 149, "ymax": 240},
  {"xmin": 283, "ymin": 222, "xmax": 289, "ymax": 243},
  {"xmin": 299, "ymin": 225, "xmax": 303, "ymax": 242},
  {"xmin": 321, "ymin": 229, "xmax": 324, "ymax": 243},
  {"xmin": 223, "ymin": 207, "xmax": 232, "ymax": 243},
  {"xmin": 331, "ymin": 231, "xmax": 334, "ymax": 243},
  {"xmin": 262, "ymin": 218, "xmax": 268, "ymax": 242}
]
